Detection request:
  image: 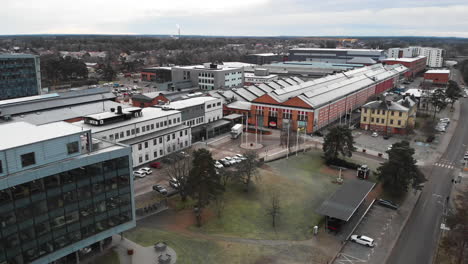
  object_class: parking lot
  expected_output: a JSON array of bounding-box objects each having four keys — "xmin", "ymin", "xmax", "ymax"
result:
[{"xmin": 334, "ymin": 204, "xmax": 398, "ymax": 264}]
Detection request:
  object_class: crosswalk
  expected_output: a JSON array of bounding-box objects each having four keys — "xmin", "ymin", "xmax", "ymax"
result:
[{"xmin": 434, "ymin": 160, "xmax": 455, "ymax": 169}]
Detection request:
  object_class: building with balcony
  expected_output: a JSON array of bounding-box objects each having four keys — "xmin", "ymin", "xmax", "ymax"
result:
[
  {"xmin": 0, "ymin": 54, "xmax": 42, "ymax": 100},
  {"xmin": 0, "ymin": 121, "xmax": 135, "ymax": 264},
  {"xmin": 360, "ymin": 97, "xmax": 417, "ymax": 134}
]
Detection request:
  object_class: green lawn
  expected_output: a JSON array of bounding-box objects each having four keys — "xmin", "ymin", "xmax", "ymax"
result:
[
  {"xmin": 94, "ymin": 250, "xmax": 120, "ymax": 264},
  {"xmin": 191, "ymin": 151, "xmax": 339, "ymax": 240}
]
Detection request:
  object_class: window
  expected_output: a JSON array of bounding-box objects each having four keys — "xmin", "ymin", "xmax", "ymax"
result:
[
  {"xmin": 142, "ymin": 126, "xmax": 146, "ymax": 132},
  {"xmin": 138, "ymin": 144, "xmax": 142, "ymax": 150},
  {"xmin": 136, "ymin": 128, "xmax": 140, "ymax": 133},
  {"xmin": 217, "ymin": 102, "xmax": 221, "ymax": 106},
  {"xmin": 397, "ymin": 120, "xmax": 401, "ymax": 125},
  {"xmin": 364, "ymin": 108, "xmax": 367, "ymax": 113},
  {"xmin": 0, "ymin": 160, "xmax": 3, "ymax": 174},
  {"xmin": 363, "ymin": 117, "xmax": 367, "ymax": 122},
  {"xmin": 159, "ymin": 138, "xmax": 162, "ymax": 144},
  {"xmin": 164, "ymin": 121, "xmax": 167, "ymax": 126},
  {"xmin": 381, "ymin": 118, "xmax": 385, "ymax": 124},
  {"xmin": 145, "ymin": 154, "xmax": 149, "ymax": 161},
  {"xmin": 146, "ymin": 125, "xmax": 150, "ymax": 131},
  {"xmin": 160, "ymin": 150, "xmax": 163, "ymax": 156},
  {"xmin": 120, "ymin": 132, "xmax": 124, "ymax": 138},
  {"xmin": 154, "ymin": 151, "xmax": 157, "ymax": 158},
  {"xmin": 151, "ymin": 124, "xmax": 154, "ymax": 130},
  {"xmin": 167, "ymin": 135, "xmax": 170, "ymax": 141},
  {"xmin": 21, "ymin": 152, "xmax": 36, "ymax": 167},
  {"xmin": 66, "ymin": 142, "xmax": 79, "ymax": 154},
  {"xmin": 126, "ymin": 130, "xmax": 130, "ymax": 136},
  {"xmin": 115, "ymin": 133, "xmax": 119, "ymax": 140},
  {"xmin": 399, "ymin": 112, "xmax": 403, "ymax": 117},
  {"xmin": 391, "ymin": 111, "xmax": 394, "ymax": 116},
  {"xmin": 185, "ymin": 130, "xmax": 188, "ymax": 136},
  {"xmin": 207, "ymin": 104, "xmax": 212, "ymax": 109},
  {"xmin": 138, "ymin": 157, "xmax": 143, "ymax": 163},
  {"xmin": 180, "ymin": 131, "xmax": 183, "ymax": 137},
  {"xmin": 153, "ymin": 139, "xmax": 157, "ymax": 145},
  {"xmin": 376, "ymin": 118, "xmax": 380, "ymax": 123},
  {"xmin": 377, "ymin": 110, "xmax": 380, "ymax": 115},
  {"xmin": 168, "ymin": 119, "xmax": 172, "ymax": 125},
  {"xmin": 131, "ymin": 129, "xmax": 135, "ymax": 135},
  {"xmin": 109, "ymin": 134, "xmax": 114, "ymax": 140},
  {"xmin": 156, "ymin": 123, "xmax": 160, "ymax": 128},
  {"xmin": 371, "ymin": 117, "xmax": 374, "ymax": 122},
  {"xmin": 144, "ymin": 142, "xmax": 148, "ymax": 148},
  {"xmin": 172, "ymin": 133, "xmax": 175, "ymax": 139},
  {"xmin": 371, "ymin": 110, "xmax": 375, "ymax": 114},
  {"xmin": 390, "ymin": 119, "xmax": 394, "ymax": 125},
  {"xmin": 177, "ymin": 117, "xmax": 181, "ymax": 123}
]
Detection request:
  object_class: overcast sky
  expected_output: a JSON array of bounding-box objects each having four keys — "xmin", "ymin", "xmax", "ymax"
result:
[{"xmin": 2, "ymin": 0, "xmax": 468, "ymax": 37}]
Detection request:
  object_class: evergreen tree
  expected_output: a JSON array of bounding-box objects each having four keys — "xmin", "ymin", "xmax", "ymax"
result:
[
  {"xmin": 322, "ymin": 126, "xmax": 355, "ymax": 161},
  {"xmin": 377, "ymin": 141, "xmax": 426, "ymax": 197}
]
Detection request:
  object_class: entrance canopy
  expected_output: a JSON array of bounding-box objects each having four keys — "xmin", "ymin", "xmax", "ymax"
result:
[{"xmin": 316, "ymin": 179, "xmax": 375, "ymax": 221}]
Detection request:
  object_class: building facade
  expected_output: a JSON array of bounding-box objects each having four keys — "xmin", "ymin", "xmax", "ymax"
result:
[
  {"xmin": 0, "ymin": 54, "xmax": 42, "ymax": 100},
  {"xmin": 172, "ymin": 63, "xmax": 244, "ymax": 90},
  {"xmin": 424, "ymin": 69, "xmax": 450, "ymax": 85},
  {"xmin": 244, "ymin": 53, "xmax": 282, "ymax": 65},
  {"xmin": 382, "ymin": 56, "xmax": 427, "ymax": 78},
  {"xmin": 288, "ymin": 48, "xmax": 385, "ymax": 64},
  {"xmin": 73, "ymin": 107, "xmax": 191, "ymax": 167},
  {"xmin": 249, "ymin": 64, "xmax": 407, "ymax": 133},
  {"xmin": 0, "ymin": 121, "xmax": 135, "ymax": 264},
  {"xmin": 386, "ymin": 47, "xmax": 444, "ymax": 68},
  {"xmin": 360, "ymin": 97, "xmax": 417, "ymax": 134},
  {"xmin": 140, "ymin": 67, "xmax": 172, "ymax": 83}
]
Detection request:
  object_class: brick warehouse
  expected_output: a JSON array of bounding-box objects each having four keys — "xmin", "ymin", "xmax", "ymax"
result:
[
  {"xmin": 249, "ymin": 64, "xmax": 407, "ymax": 133},
  {"xmin": 382, "ymin": 56, "xmax": 426, "ymax": 79},
  {"xmin": 423, "ymin": 69, "xmax": 450, "ymax": 85}
]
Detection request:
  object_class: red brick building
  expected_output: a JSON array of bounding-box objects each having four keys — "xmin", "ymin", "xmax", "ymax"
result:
[
  {"xmin": 382, "ymin": 56, "xmax": 426, "ymax": 79},
  {"xmin": 131, "ymin": 93, "xmax": 170, "ymax": 107},
  {"xmin": 423, "ymin": 69, "xmax": 450, "ymax": 85}
]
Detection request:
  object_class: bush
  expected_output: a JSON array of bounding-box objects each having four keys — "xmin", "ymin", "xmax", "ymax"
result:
[{"xmin": 324, "ymin": 158, "xmax": 360, "ymax": 170}]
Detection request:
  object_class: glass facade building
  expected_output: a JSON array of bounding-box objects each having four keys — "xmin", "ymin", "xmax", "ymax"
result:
[
  {"xmin": 0, "ymin": 54, "xmax": 41, "ymax": 100},
  {"xmin": 0, "ymin": 121, "xmax": 135, "ymax": 264}
]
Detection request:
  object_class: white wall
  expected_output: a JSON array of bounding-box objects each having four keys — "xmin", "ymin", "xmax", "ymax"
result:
[{"xmin": 204, "ymin": 98, "xmax": 223, "ymax": 123}]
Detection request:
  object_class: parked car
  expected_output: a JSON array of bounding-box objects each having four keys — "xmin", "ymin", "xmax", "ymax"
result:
[
  {"xmin": 133, "ymin": 171, "xmax": 146, "ymax": 178},
  {"xmin": 371, "ymin": 132, "xmax": 378, "ymax": 137},
  {"xmin": 152, "ymin": 184, "xmax": 167, "ymax": 195},
  {"xmin": 235, "ymin": 154, "xmax": 247, "ymax": 161},
  {"xmin": 435, "ymin": 126, "xmax": 446, "ymax": 132},
  {"xmin": 387, "ymin": 145, "xmax": 393, "ymax": 151},
  {"xmin": 350, "ymin": 235, "xmax": 375, "ymax": 247},
  {"xmin": 150, "ymin": 162, "xmax": 162, "ymax": 169},
  {"xmin": 376, "ymin": 199, "xmax": 398, "ymax": 210},
  {"xmin": 169, "ymin": 178, "xmax": 180, "ymax": 189},
  {"xmin": 440, "ymin": 118, "xmax": 450, "ymax": 123},
  {"xmin": 383, "ymin": 135, "xmax": 391, "ymax": 140},
  {"xmin": 139, "ymin": 167, "xmax": 152, "ymax": 175},
  {"xmin": 214, "ymin": 161, "xmax": 224, "ymax": 169},
  {"xmin": 219, "ymin": 159, "xmax": 231, "ymax": 167}
]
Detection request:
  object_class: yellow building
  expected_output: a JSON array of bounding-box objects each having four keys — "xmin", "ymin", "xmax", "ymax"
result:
[{"xmin": 360, "ymin": 97, "xmax": 416, "ymax": 134}]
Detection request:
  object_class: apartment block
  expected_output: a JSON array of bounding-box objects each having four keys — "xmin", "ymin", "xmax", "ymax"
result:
[
  {"xmin": 0, "ymin": 54, "xmax": 42, "ymax": 100},
  {"xmin": 0, "ymin": 121, "xmax": 135, "ymax": 264}
]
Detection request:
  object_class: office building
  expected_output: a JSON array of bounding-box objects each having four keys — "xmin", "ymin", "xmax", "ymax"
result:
[
  {"xmin": 155, "ymin": 97, "xmax": 224, "ymax": 141},
  {"xmin": 73, "ymin": 106, "xmax": 191, "ymax": 167},
  {"xmin": 0, "ymin": 121, "xmax": 135, "ymax": 264},
  {"xmin": 288, "ymin": 48, "xmax": 385, "ymax": 64},
  {"xmin": 360, "ymin": 97, "xmax": 417, "ymax": 134},
  {"xmin": 172, "ymin": 63, "xmax": 244, "ymax": 90},
  {"xmin": 140, "ymin": 67, "xmax": 172, "ymax": 83},
  {"xmin": 253, "ymin": 61, "xmax": 364, "ymax": 78},
  {"xmin": 244, "ymin": 69, "xmax": 278, "ymax": 85},
  {"xmin": 244, "ymin": 53, "xmax": 283, "ymax": 65},
  {"xmin": 0, "ymin": 54, "xmax": 42, "ymax": 100}
]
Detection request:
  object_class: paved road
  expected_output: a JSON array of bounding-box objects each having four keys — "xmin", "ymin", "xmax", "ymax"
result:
[{"xmin": 387, "ymin": 98, "xmax": 468, "ymax": 264}]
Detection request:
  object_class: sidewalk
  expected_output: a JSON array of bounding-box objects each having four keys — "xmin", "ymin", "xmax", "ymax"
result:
[{"xmin": 112, "ymin": 235, "xmax": 177, "ymax": 264}]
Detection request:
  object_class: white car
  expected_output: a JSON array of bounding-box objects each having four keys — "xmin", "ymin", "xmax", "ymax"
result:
[
  {"xmin": 439, "ymin": 118, "xmax": 450, "ymax": 124},
  {"xmin": 214, "ymin": 161, "xmax": 224, "ymax": 169},
  {"xmin": 350, "ymin": 235, "xmax": 375, "ymax": 247},
  {"xmin": 371, "ymin": 132, "xmax": 378, "ymax": 137},
  {"xmin": 133, "ymin": 171, "xmax": 146, "ymax": 178},
  {"xmin": 387, "ymin": 144, "xmax": 393, "ymax": 151},
  {"xmin": 235, "ymin": 154, "xmax": 247, "ymax": 161},
  {"xmin": 139, "ymin": 167, "xmax": 152, "ymax": 175}
]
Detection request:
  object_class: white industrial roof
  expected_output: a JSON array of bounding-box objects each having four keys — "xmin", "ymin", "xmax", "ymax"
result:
[
  {"xmin": 0, "ymin": 121, "xmax": 86, "ymax": 151},
  {"xmin": 226, "ymin": 101, "xmax": 252, "ymax": 110},
  {"xmin": 425, "ymin": 69, "xmax": 450, "ymax": 74},
  {"xmin": 163, "ymin": 96, "xmax": 219, "ymax": 109},
  {"xmin": 73, "ymin": 107, "xmax": 180, "ymax": 132},
  {"xmin": 382, "ymin": 56, "xmax": 426, "ymax": 63},
  {"xmin": 290, "ymin": 48, "xmax": 384, "ymax": 52}
]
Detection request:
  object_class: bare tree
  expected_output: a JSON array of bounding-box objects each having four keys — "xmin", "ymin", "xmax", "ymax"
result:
[
  {"xmin": 218, "ymin": 168, "xmax": 234, "ymax": 188},
  {"xmin": 238, "ymin": 150, "xmax": 262, "ymax": 192},
  {"xmin": 267, "ymin": 189, "xmax": 281, "ymax": 229},
  {"xmin": 166, "ymin": 149, "xmax": 193, "ymax": 201}
]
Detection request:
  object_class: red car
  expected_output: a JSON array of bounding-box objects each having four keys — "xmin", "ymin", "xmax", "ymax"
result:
[{"xmin": 150, "ymin": 162, "xmax": 162, "ymax": 169}]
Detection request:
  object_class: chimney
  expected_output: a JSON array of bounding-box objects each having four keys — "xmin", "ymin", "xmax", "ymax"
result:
[{"xmin": 117, "ymin": 106, "xmax": 123, "ymax": 115}]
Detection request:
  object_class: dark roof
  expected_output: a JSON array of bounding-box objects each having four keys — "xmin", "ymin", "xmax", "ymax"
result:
[
  {"xmin": 315, "ymin": 179, "xmax": 375, "ymax": 221},
  {"xmin": 131, "ymin": 94, "xmax": 153, "ymax": 103}
]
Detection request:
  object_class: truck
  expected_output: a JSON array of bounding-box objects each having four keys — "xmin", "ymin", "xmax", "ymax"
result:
[{"xmin": 230, "ymin": 124, "xmax": 243, "ymax": 139}]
